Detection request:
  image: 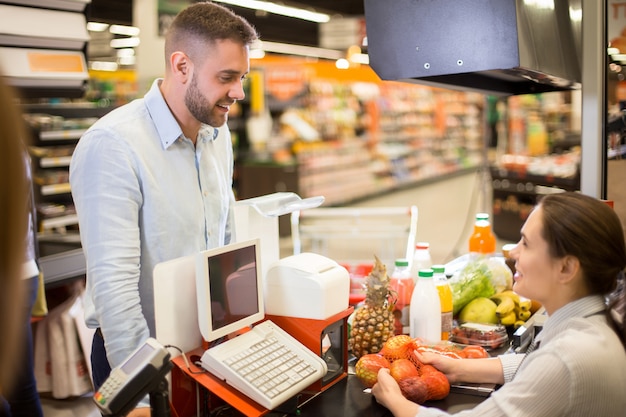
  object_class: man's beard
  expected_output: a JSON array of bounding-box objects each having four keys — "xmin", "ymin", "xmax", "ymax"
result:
[{"xmin": 185, "ymin": 73, "xmax": 226, "ymax": 127}]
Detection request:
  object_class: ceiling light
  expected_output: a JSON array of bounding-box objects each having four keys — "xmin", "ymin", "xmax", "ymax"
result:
[
  {"xmin": 213, "ymin": 0, "xmax": 330, "ymax": 23},
  {"xmin": 90, "ymin": 61, "xmax": 118, "ymax": 71},
  {"xmin": 110, "ymin": 24, "xmax": 140, "ymax": 37},
  {"xmin": 110, "ymin": 37, "xmax": 140, "ymax": 48},
  {"xmin": 255, "ymin": 40, "xmax": 343, "ymax": 60},
  {"xmin": 335, "ymin": 58, "xmax": 350, "ymax": 69},
  {"xmin": 87, "ymin": 22, "xmax": 109, "ymax": 32},
  {"xmin": 117, "ymin": 48, "xmax": 136, "ymax": 57}
]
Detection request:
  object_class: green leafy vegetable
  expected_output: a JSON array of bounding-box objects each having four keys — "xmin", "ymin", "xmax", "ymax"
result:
[{"xmin": 450, "ymin": 260, "xmax": 496, "ymax": 315}]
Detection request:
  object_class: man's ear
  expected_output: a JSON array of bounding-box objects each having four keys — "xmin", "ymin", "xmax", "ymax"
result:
[{"xmin": 170, "ymin": 51, "xmax": 191, "ymax": 81}]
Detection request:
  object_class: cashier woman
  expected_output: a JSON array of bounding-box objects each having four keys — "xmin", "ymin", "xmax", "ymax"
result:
[{"xmin": 372, "ymin": 192, "xmax": 626, "ymax": 416}]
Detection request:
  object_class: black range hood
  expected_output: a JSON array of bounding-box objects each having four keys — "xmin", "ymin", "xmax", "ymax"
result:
[{"xmin": 363, "ymin": 0, "xmax": 582, "ymax": 96}]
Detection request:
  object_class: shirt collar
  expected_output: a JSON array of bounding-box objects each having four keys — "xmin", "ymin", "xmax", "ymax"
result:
[
  {"xmin": 538, "ymin": 295, "xmax": 606, "ymax": 344},
  {"xmin": 144, "ymin": 79, "xmax": 220, "ymax": 148}
]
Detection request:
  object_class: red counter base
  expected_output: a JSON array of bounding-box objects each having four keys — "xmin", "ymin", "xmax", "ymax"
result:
[{"xmin": 170, "ymin": 307, "xmax": 354, "ymax": 417}]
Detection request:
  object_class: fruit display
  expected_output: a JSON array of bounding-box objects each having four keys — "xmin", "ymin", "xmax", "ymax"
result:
[
  {"xmin": 349, "ymin": 256, "xmax": 396, "ymax": 358},
  {"xmin": 490, "ymin": 290, "xmax": 532, "ymax": 327},
  {"xmin": 451, "ymin": 257, "xmax": 539, "ymax": 330}
]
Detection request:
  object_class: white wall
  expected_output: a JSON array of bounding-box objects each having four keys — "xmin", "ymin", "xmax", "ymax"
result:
[{"xmin": 134, "ymin": 0, "xmax": 165, "ymax": 93}]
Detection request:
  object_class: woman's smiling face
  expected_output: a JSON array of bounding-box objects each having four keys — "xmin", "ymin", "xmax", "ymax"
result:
[{"xmin": 509, "ymin": 205, "xmax": 562, "ymax": 312}]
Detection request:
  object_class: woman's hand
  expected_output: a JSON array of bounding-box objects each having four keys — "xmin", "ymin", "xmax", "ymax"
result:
[
  {"xmin": 371, "ymin": 368, "xmax": 419, "ymax": 417},
  {"xmin": 416, "ymin": 349, "xmax": 504, "ymax": 385},
  {"xmin": 415, "ymin": 350, "xmax": 462, "ymax": 383}
]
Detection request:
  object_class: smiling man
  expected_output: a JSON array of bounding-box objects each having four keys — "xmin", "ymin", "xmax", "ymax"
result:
[{"xmin": 69, "ymin": 3, "xmax": 258, "ymax": 412}]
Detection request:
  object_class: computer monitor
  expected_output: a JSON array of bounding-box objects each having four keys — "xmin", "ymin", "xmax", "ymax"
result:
[{"xmin": 195, "ymin": 238, "xmax": 264, "ymax": 343}]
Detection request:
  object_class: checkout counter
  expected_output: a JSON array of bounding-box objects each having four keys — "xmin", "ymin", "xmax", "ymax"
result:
[
  {"xmin": 169, "ymin": 347, "xmax": 492, "ymax": 417},
  {"xmin": 165, "ymin": 251, "xmax": 504, "ymax": 417}
]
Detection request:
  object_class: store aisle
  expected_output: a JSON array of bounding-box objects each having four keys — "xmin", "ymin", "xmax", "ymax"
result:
[
  {"xmin": 41, "ymin": 170, "xmax": 506, "ymax": 416},
  {"xmin": 281, "ymin": 169, "xmax": 510, "ymax": 264}
]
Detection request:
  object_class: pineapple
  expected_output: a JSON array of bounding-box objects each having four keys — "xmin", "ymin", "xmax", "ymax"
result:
[{"xmin": 349, "ymin": 256, "xmax": 396, "ymax": 359}]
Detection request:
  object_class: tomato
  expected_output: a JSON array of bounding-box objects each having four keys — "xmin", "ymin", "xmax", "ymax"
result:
[
  {"xmin": 355, "ymin": 354, "xmax": 391, "ymax": 388},
  {"xmin": 381, "ymin": 335, "xmax": 416, "ymax": 362},
  {"xmin": 460, "ymin": 345, "xmax": 489, "ymax": 359},
  {"xmin": 398, "ymin": 376, "xmax": 429, "ymax": 404},
  {"xmin": 422, "ymin": 371, "xmax": 450, "ymax": 400},
  {"xmin": 389, "ymin": 358, "xmax": 420, "ymax": 382},
  {"xmin": 419, "ymin": 364, "xmax": 439, "ymax": 375}
]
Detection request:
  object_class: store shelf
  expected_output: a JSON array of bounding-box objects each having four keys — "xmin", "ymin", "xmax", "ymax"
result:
[
  {"xmin": 39, "ymin": 155, "xmax": 72, "ymax": 168},
  {"xmin": 491, "ymin": 163, "xmax": 580, "ymax": 241},
  {"xmin": 39, "ymin": 128, "xmax": 87, "ymax": 141},
  {"xmin": 40, "ymin": 213, "xmax": 79, "ymax": 231},
  {"xmin": 39, "ymin": 182, "xmax": 72, "ymax": 196},
  {"xmin": 39, "ymin": 247, "xmax": 85, "ymax": 285}
]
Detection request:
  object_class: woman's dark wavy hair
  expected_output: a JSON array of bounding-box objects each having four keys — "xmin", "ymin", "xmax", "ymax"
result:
[{"xmin": 538, "ymin": 192, "xmax": 626, "ymax": 346}]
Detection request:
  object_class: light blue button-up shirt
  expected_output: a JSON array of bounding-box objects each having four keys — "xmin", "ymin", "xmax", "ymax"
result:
[{"xmin": 70, "ymin": 79, "xmax": 235, "ymax": 369}]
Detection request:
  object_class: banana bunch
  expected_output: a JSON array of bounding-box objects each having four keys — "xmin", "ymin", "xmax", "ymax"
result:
[{"xmin": 490, "ymin": 290, "xmax": 532, "ymax": 327}]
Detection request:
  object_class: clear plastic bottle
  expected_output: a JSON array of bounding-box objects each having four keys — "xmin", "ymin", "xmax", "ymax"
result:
[
  {"xmin": 390, "ymin": 258, "xmax": 414, "ymax": 335},
  {"xmin": 468, "ymin": 213, "xmax": 496, "ymax": 258},
  {"xmin": 410, "ymin": 242, "xmax": 432, "ymax": 283},
  {"xmin": 409, "ymin": 269, "xmax": 441, "ymax": 343},
  {"xmin": 432, "ymin": 264, "xmax": 453, "ymax": 341}
]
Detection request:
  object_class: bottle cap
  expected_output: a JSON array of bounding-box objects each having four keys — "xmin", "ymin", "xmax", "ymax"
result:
[
  {"xmin": 418, "ymin": 268, "xmax": 434, "ymax": 278},
  {"xmin": 415, "ymin": 242, "xmax": 430, "ymax": 250},
  {"xmin": 431, "ymin": 265, "xmax": 445, "ymax": 274},
  {"xmin": 395, "ymin": 258, "xmax": 409, "ymax": 267},
  {"xmin": 476, "ymin": 213, "xmax": 490, "ymax": 221},
  {"xmin": 502, "ymin": 243, "xmax": 517, "ymax": 258}
]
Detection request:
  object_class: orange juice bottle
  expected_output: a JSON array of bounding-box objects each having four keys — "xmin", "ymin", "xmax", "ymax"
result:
[
  {"xmin": 468, "ymin": 213, "xmax": 496, "ymax": 257},
  {"xmin": 432, "ymin": 265, "xmax": 453, "ymax": 340}
]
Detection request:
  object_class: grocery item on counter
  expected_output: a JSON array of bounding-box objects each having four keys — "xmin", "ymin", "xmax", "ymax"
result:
[
  {"xmin": 349, "ymin": 256, "xmax": 395, "ymax": 359},
  {"xmin": 432, "ymin": 265, "xmax": 453, "ymax": 340},
  {"xmin": 410, "ymin": 242, "xmax": 432, "ymax": 283},
  {"xmin": 484, "ymin": 257, "xmax": 513, "ymax": 293},
  {"xmin": 457, "ymin": 297, "xmax": 499, "ymax": 325},
  {"xmin": 468, "ymin": 213, "xmax": 496, "ymax": 257},
  {"xmin": 501, "ymin": 243, "xmax": 517, "ymax": 275},
  {"xmin": 449, "ymin": 260, "xmax": 496, "ymax": 315},
  {"xmin": 390, "ymin": 258, "xmax": 414, "ymax": 335},
  {"xmin": 490, "ymin": 290, "xmax": 532, "ymax": 327},
  {"xmin": 355, "ymin": 335, "xmax": 450, "ymax": 403},
  {"xmin": 410, "ymin": 269, "xmax": 441, "ymax": 343},
  {"xmin": 449, "ymin": 322, "xmax": 509, "ymax": 350}
]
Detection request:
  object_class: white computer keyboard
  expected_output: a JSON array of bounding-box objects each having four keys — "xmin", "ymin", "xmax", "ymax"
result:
[{"xmin": 200, "ymin": 320, "xmax": 328, "ymax": 410}]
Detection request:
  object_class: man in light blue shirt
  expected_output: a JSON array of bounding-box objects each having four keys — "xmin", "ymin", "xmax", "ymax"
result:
[{"xmin": 69, "ymin": 3, "xmax": 259, "ymax": 404}]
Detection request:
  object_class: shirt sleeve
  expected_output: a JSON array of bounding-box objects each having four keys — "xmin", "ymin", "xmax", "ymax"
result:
[
  {"xmin": 70, "ymin": 127, "xmax": 149, "ymax": 370},
  {"xmin": 498, "ymin": 353, "xmax": 524, "ymax": 383},
  {"xmin": 411, "ymin": 350, "xmax": 570, "ymax": 416}
]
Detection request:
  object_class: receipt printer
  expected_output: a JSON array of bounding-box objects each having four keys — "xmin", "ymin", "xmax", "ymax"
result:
[{"xmin": 265, "ymin": 253, "xmax": 350, "ymax": 320}]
